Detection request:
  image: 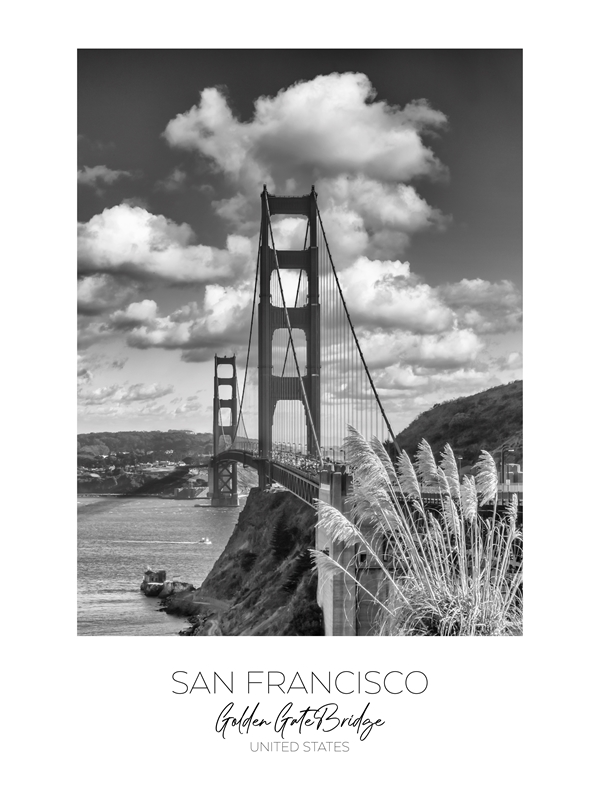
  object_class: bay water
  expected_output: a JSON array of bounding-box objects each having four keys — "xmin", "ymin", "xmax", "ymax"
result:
[{"xmin": 77, "ymin": 495, "xmax": 244, "ymax": 635}]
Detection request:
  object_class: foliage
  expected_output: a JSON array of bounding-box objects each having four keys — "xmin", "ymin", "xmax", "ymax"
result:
[
  {"xmin": 270, "ymin": 513, "xmax": 300, "ymax": 561},
  {"xmin": 238, "ymin": 550, "xmax": 258, "ymax": 572},
  {"xmin": 199, "ymin": 489, "xmax": 323, "ymax": 635},
  {"xmin": 284, "ymin": 573, "xmax": 324, "ymax": 635},
  {"xmin": 77, "ymin": 430, "xmax": 213, "ymax": 463},
  {"xmin": 312, "ymin": 428, "xmax": 523, "ymax": 636},
  {"xmin": 282, "ymin": 549, "xmax": 313, "ymax": 594},
  {"xmin": 395, "ymin": 380, "xmax": 522, "ymax": 466}
]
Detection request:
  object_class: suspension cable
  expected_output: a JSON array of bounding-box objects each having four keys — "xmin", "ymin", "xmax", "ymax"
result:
[
  {"xmin": 232, "ymin": 228, "xmax": 261, "ymax": 446},
  {"xmin": 314, "ymin": 199, "xmax": 401, "ymax": 456}
]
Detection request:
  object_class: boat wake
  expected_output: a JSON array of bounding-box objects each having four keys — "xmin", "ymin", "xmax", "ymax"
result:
[{"xmin": 121, "ymin": 539, "xmax": 201, "ymax": 544}]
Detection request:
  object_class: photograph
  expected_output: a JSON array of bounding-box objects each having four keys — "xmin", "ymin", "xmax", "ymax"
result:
[{"xmin": 77, "ymin": 49, "xmax": 523, "ymax": 637}]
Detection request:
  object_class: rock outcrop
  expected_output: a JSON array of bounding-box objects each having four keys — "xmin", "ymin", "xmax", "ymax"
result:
[
  {"xmin": 140, "ymin": 568, "xmax": 168, "ymax": 597},
  {"xmin": 140, "ymin": 569, "xmax": 194, "ymax": 599}
]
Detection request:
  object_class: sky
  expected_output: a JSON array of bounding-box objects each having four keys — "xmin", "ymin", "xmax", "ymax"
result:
[{"xmin": 77, "ymin": 49, "xmax": 522, "ymax": 436}]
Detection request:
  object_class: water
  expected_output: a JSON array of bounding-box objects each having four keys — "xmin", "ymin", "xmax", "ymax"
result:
[{"xmin": 77, "ymin": 495, "xmax": 244, "ymax": 635}]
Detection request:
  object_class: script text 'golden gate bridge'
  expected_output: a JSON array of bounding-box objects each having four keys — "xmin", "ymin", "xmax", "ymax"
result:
[{"xmin": 208, "ymin": 186, "xmax": 396, "ymax": 508}]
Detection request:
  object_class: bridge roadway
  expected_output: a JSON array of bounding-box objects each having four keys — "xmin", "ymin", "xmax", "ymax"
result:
[
  {"xmin": 214, "ymin": 448, "xmax": 320, "ymax": 506},
  {"xmin": 196, "ymin": 449, "xmax": 522, "ymax": 513}
]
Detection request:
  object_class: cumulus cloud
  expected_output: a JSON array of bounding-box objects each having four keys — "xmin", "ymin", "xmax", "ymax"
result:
[
  {"xmin": 77, "ymin": 71, "xmax": 521, "ymax": 433},
  {"xmin": 91, "ymin": 256, "xmax": 515, "ymax": 370},
  {"xmin": 113, "ymin": 286, "xmax": 253, "ymax": 356},
  {"xmin": 110, "ymin": 299, "xmax": 158, "ymax": 329},
  {"xmin": 319, "ymin": 175, "xmax": 449, "ymax": 261},
  {"xmin": 163, "ymin": 73, "xmax": 449, "ymax": 265},
  {"xmin": 77, "ymin": 204, "xmax": 254, "ymax": 286},
  {"xmin": 359, "ymin": 328, "xmax": 484, "ymax": 372},
  {"xmin": 340, "ymin": 257, "xmax": 453, "ymax": 334},
  {"xmin": 77, "ymin": 318, "xmax": 114, "ymax": 350},
  {"xmin": 77, "ymin": 274, "xmax": 139, "ymax": 315},
  {"xmin": 490, "ymin": 351, "xmax": 523, "ymax": 371},
  {"xmin": 165, "ymin": 74, "xmax": 447, "ymax": 189},
  {"xmin": 77, "ymin": 164, "xmax": 135, "ymax": 193},
  {"xmin": 437, "ymin": 278, "xmax": 522, "ymax": 334}
]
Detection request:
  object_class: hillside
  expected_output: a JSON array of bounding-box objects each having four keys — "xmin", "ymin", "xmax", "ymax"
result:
[
  {"xmin": 165, "ymin": 488, "xmax": 323, "ymax": 636},
  {"xmin": 395, "ymin": 380, "xmax": 522, "ymax": 466},
  {"xmin": 77, "ymin": 430, "xmax": 212, "ymax": 462}
]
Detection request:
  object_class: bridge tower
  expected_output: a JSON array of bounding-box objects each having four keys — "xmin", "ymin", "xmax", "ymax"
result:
[
  {"xmin": 258, "ymin": 186, "xmax": 320, "ymax": 489},
  {"xmin": 209, "ymin": 355, "xmax": 239, "ymax": 507}
]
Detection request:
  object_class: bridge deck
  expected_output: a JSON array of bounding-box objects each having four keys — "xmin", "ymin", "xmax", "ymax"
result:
[{"xmin": 209, "ymin": 449, "xmax": 522, "ymax": 512}]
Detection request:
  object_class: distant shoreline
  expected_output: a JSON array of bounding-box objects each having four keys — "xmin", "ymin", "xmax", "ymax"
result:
[{"xmin": 78, "ymin": 493, "xmax": 190, "ymax": 499}]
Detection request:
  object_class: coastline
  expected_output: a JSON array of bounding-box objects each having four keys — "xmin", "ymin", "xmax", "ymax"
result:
[
  {"xmin": 140, "ymin": 487, "xmax": 324, "ymax": 636},
  {"xmin": 78, "ymin": 495, "xmax": 244, "ymax": 635},
  {"xmin": 78, "ymin": 493, "xmax": 201, "ymax": 499},
  {"xmin": 140, "ymin": 568, "xmax": 232, "ymax": 635}
]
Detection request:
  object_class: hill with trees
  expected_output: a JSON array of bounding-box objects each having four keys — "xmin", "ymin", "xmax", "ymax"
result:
[
  {"xmin": 394, "ymin": 380, "xmax": 522, "ymax": 467},
  {"xmin": 77, "ymin": 429, "xmax": 213, "ymax": 466}
]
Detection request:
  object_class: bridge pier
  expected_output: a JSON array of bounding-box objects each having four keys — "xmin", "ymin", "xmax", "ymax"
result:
[
  {"xmin": 211, "ymin": 355, "xmax": 239, "ymax": 507},
  {"xmin": 208, "ymin": 461, "xmax": 239, "ymax": 507},
  {"xmin": 316, "ymin": 467, "xmax": 356, "ymax": 636}
]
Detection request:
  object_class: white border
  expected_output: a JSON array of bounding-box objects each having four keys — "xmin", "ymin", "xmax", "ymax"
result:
[{"xmin": 5, "ymin": 6, "xmax": 598, "ymax": 797}]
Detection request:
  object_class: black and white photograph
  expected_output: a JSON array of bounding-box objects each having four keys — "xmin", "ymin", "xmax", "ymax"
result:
[{"xmin": 77, "ymin": 49, "xmax": 524, "ymax": 637}]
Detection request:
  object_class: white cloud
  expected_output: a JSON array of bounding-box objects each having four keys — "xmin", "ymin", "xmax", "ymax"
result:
[
  {"xmin": 155, "ymin": 166, "xmax": 187, "ymax": 192},
  {"xmin": 77, "ymin": 164, "xmax": 134, "ymax": 193},
  {"xmin": 439, "ymin": 277, "xmax": 516, "ymax": 307},
  {"xmin": 113, "ymin": 285, "xmax": 254, "ymax": 357},
  {"xmin": 77, "ymin": 204, "xmax": 254, "ymax": 286},
  {"xmin": 77, "ymin": 382, "xmax": 174, "ymax": 406},
  {"xmin": 320, "ymin": 175, "xmax": 448, "ymax": 257},
  {"xmin": 77, "ymin": 274, "xmax": 139, "ymax": 315},
  {"xmin": 163, "ymin": 73, "xmax": 449, "ymax": 263},
  {"xmin": 402, "ymin": 328, "xmax": 484, "ymax": 368},
  {"xmin": 437, "ymin": 278, "xmax": 522, "ymax": 334},
  {"xmin": 110, "ymin": 299, "xmax": 158, "ymax": 329},
  {"xmin": 340, "ymin": 257, "xmax": 454, "ymax": 333},
  {"xmin": 77, "ymin": 71, "xmax": 521, "ymax": 434},
  {"xmin": 164, "ymin": 74, "xmax": 447, "ymax": 189},
  {"xmin": 77, "ymin": 354, "xmax": 93, "ymax": 385},
  {"xmin": 359, "ymin": 328, "xmax": 484, "ymax": 371},
  {"xmin": 77, "ymin": 318, "xmax": 114, "ymax": 349}
]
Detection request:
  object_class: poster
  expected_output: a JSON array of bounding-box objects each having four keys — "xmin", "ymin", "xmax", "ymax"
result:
[{"xmin": 8, "ymin": 7, "xmax": 596, "ymax": 798}]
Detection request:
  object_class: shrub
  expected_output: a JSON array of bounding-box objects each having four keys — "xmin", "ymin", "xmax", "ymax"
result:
[
  {"xmin": 270, "ymin": 513, "xmax": 298, "ymax": 561},
  {"xmin": 312, "ymin": 427, "xmax": 523, "ymax": 636},
  {"xmin": 238, "ymin": 551, "xmax": 258, "ymax": 572}
]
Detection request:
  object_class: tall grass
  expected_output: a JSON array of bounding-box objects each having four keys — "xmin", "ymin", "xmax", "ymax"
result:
[{"xmin": 311, "ymin": 427, "xmax": 523, "ymax": 636}]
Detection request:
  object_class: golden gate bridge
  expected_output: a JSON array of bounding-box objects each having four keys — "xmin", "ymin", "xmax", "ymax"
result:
[
  {"xmin": 195, "ymin": 185, "xmax": 521, "ymax": 635},
  {"xmin": 209, "ymin": 186, "xmax": 397, "ymax": 510}
]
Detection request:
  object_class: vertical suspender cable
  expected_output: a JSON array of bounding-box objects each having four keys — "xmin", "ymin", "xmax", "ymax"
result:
[
  {"xmin": 234, "ymin": 229, "xmax": 261, "ymax": 449},
  {"xmin": 315, "ymin": 201, "xmax": 401, "ymax": 456}
]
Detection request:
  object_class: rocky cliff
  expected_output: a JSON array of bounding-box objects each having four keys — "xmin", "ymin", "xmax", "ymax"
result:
[{"xmin": 168, "ymin": 487, "xmax": 324, "ymax": 636}]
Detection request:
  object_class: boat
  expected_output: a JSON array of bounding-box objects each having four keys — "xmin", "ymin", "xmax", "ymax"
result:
[{"xmin": 198, "ymin": 537, "xmax": 212, "ymax": 544}]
